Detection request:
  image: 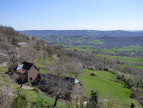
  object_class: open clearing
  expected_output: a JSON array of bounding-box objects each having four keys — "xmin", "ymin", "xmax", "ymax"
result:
[{"xmin": 79, "ymin": 69, "xmax": 137, "ymax": 106}]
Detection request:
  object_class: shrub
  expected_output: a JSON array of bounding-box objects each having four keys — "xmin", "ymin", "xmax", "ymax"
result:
[
  {"xmin": 90, "ymin": 72, "xmax": 97, "ymax": 76},
  {"xmin": 86, "ymin": 90, "xmax": 100, "ymax": 108},
  {"xmin": 33, "ymin": 88, "xmax": 39, "ymax": 92},
  {"xmin": 11, "ymin": 89, "xmax": 29, "ymax": 108}
]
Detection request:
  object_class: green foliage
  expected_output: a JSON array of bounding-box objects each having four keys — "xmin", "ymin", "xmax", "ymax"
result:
[
  {"xmin": 86, "ymin": 90, "xmax": 99, "ymax": 108},
  {"xmin": 12, "ymin": 37, "xmax": 19, "ymax": 44},
  {"xmin": 116, "ymin": 75, "xmax": 121, "ymax": 82},
  {"xmin": 12, "ymin": 89, "xmax": 29, "ymax": 108},
  {"xmin": 130, "ymin": 102, "xmax": 135, "ymax": 108}
]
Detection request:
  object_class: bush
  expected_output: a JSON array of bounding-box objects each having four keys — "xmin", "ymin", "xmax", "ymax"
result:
[
  {"xmin": 33, "ymin": 88, "xmax": 39, "ymax": 92},
  {"xmin": 130, "ymin": 102, "xmax": 135, "ymax": 108},
  {"xmin": 0, "ymin": 78, "xmax": 17, "ymax": 108},
  {"xmin": 90, "ymin": 72, "xmax": 97, "ymax": 76},
  {"xmin": 86, "ymin": 90, "xmax": 100, "ymax": 108},
  {"xmin": 11, "ymin": 89, "xmax": 29, "ymax": 108},
  {"xmin": 88, "ymin": 66, "xmax": 95, "ymax": 70}
]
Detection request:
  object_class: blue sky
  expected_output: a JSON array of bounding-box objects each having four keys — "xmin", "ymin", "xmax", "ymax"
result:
[{"xmin": 0, "ymin": 0, "xmax": 143, "ymax": 30}]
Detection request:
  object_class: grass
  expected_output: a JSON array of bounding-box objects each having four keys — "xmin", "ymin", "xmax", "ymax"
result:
[
  {"xmin": 21, "ymin": 89, "xmax": 65, "ymax": 108},
  {"xmin": 0, "ymin": 66, "xmax": 8, "ymax": 73},
  {"xmin": 35, "ymin": 58, "xmax": 47, "ymax": 67},
  {"xmin": 102, "ymin": 45, "xmax": 142, "ymax": 54},
  {"xmin": 136, "ymin": 66, "xmax": 143, "ymax": 70},
  {"xmin": 97, "ymin": 54, "xmax": 143, "ymax": 65},
  {"xmin": 67, "ymin": 47, "xmax": 97, "ymax": 54},
  {"xmin": 35, "ymin": 58, "xmax": 54, "ymax": 74},
  {"xmin": 88, "ymin": 40, "xmax": 104, "ymax": 44},
  {"xmin": 78, "ymin": 69, "xmax": 136, "ymax": 107}
]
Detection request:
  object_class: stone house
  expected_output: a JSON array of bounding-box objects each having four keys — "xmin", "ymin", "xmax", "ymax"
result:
[
  {"xmin": 40, "ymin": 73, "xmax": 82, "ymax": 102},
  {"xmin": 16, "ymin": 61, "xmax": 40, "ymax": 84},
  {"xmin": 18, "ymin": 42, "xmax": 28, "ymax": 47}
]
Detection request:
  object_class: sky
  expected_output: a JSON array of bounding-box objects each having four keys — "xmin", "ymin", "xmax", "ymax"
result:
[{"xmin": 0, "ymin": 0, "xmax": 143, "ymax": 30}]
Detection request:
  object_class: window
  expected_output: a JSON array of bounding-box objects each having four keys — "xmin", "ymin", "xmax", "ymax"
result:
[{"xmin": 30, "ymin": 77, "xmax": 33, "ymax": 81}]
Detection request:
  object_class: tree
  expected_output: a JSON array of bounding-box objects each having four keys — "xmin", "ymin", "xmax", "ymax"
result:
[
  {"xmin": 136, "ymin": 81, "xmax": 141, "ymax": 89},
  {"xmin": 0, "ymin": 78, "xmax": 17, "ymax": 108},
  {"xmin": 126, "ymin": 78, "xmax": 134, "ymax": 88},
  {"xmin": 86, "ymin": 90, "xmax": 100, "ymax": 108},
  {"xmin": 121, "ymin": 74, "xmax": 126, "ymax": 83},
  {"xmin": 116, "ymin": 75, "xmax": 121, "ymax": 82},
  {"xmin": 8, "ymin": 56, "xmax": 18, "ymax": 75},
  {"xmin": 130, "ymin": 102, "xmax": 135, "ymax": 108},
  {"xmin": 66, "ymin": 61, "xmax": 82, "ymax": 78},
  {"xmin": 46, "ymin": 59, "xmax": 67, "ymax": 107}
]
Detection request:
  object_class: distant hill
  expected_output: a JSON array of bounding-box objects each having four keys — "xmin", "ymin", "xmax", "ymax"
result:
[{"xmin": 19, "ymin": 30, "xmax": 143, "ymax": 37}]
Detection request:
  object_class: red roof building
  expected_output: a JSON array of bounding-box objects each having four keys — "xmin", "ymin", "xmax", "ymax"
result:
[
  {"xmin": 16, "ymin": 61, "xmax": 41, "ymax": 84},
  {"xmin": 16, "ymin": 70, "xmax": 26, "ymax": 74}
]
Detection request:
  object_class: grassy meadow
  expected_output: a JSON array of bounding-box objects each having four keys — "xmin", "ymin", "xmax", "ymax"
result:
[
  {"xmin": 79, "ymin": 69, "xmax": 139, "ymax": 107},
  {"xmin": 0, "ymin": 66, "xmax": 8, "ymax": 73},
  {"xmin": 97, "ymin": 54, "xmax": 143, "ymax": 65},
  {"xmin": 21, "ymin": 89, "xmax": 65, "ymax": 108}
]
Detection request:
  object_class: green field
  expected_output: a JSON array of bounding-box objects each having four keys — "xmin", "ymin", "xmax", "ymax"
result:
[
  {"xmin": 79, "ymin": 69, "xmax": 137, "ymax": 107},
  {"xmin": 97, "ymin": 54, "xmax": 143, "ymax": 65},
  {"xmin": 0, "ymin": 66, "xmax": 8, "ymax": 73},
  {"xmin": 35, "ymin": 58, "xmax": 54, "ymax": 74},
  {"xmin": 65, "ymin": 44, "xmax": 142, "ymax": 54},
  {"xmin": 21, "ymin": 89, "xmax": 65, "ymax": 108},
  {"xmin": 66, "ymin": 45, "xmax": 143, "ymax": 66},
  {"xmin": 88, "ymin": 40, "xmax": 104, "ymax": 44},
  {"xmin": 67, "ymin": 47, "xmax": 97, "ymax": 54},
  {"xmin": 136, "ymin": 66, "xmax": 143, "ymax": 70},
  {"xmin": 101, "ymin": 45, "xmax": 142, "ymax": 54}
]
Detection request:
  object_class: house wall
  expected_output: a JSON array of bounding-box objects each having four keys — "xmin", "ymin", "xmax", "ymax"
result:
[
  {"xmin": 71, "ymin": 83, "xmax": 82, "ymax": 102},
  {"xmin": 32, "ymin": 74, "xmax": 41, "ymax": 85},
  {"xmin": 28, "ymin": 65, "xmax": 39, "ymax": 82},
  {"xmin": 16, "ymin": 72, "xmax": 28, "ymax": 83}
]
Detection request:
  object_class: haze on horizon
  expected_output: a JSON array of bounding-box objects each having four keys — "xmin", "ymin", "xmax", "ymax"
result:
[{"xmin": 0, "ymin": 0, "xmax": 143, "ymax": 30}]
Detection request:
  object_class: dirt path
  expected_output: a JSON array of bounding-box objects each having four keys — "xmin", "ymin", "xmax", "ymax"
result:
[{"xmin": 19, "ymin": 85, "xmax": 33, "ymax": 90}]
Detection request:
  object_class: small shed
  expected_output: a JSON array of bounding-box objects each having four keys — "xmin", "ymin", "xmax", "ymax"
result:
[
  {"xmin": 18, "ymin": 42, "xmax": 28, "ymax": 47},
  {"xmin": 16, "ymin": 61, "xmax": 40, "ymax": 84}
]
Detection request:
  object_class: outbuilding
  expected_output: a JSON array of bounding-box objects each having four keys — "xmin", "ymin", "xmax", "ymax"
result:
[{"xmin": 16, "ymin": 61, "xmax": 40, "ymax": 84}]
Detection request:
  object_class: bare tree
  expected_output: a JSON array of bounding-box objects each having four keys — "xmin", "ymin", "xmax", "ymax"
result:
[
  {"xmin": 66, "ymin": 58, "xmax": 83, "ymax": 78},
  {"xmin": 0, "ymin": 79, "xmax": 17, "ymax": 108},
  {"xmin": 45, "ymin": 59, "xmax": 67, "ymax": 107}
]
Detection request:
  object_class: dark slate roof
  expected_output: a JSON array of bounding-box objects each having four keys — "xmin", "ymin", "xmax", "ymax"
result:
[
  {"xmin": 22, "ymin": 61, "xmax": 33, "ymax": 71},
  {"xmin": 40, "ymin": 73, "xmax": 81, "ymax": 92}
]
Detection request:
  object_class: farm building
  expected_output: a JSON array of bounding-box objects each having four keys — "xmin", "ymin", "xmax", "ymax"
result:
[
  {"xmin": 40, "ymin": 73, "xmax": 82, "ymax": 102},
  {"xmin": 18, "ymin": 42, "xmax": 28, "ymax": 47},
  {"xmin": 16, "ymin": 61, "xmax": 40, "ymax": 84}
]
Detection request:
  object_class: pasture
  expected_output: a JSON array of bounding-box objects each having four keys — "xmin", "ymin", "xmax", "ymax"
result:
[{"xmin": 79, "ymin": 69, "xmax": 137, "ymax": 107}]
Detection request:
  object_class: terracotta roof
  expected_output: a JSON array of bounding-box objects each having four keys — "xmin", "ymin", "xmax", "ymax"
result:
[{"xmin": 16, "ymin": 70, "xmax": 26, "ymax": 74}]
